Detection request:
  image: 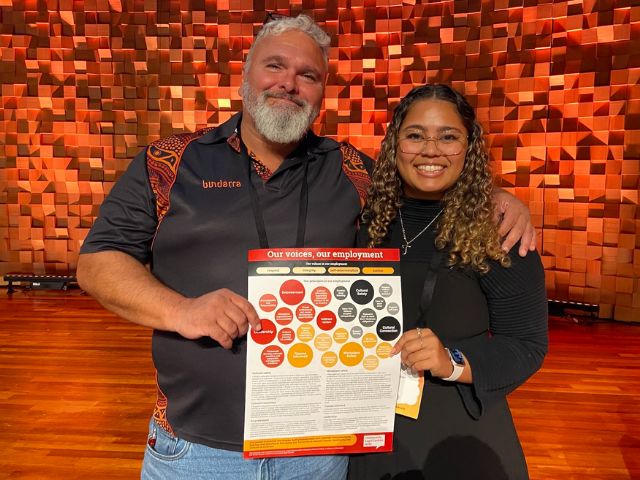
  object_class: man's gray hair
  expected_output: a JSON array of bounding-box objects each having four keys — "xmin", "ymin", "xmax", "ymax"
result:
[{"xmin": 244, "ymin": 14, "xmax": 331, "ymax": 73}]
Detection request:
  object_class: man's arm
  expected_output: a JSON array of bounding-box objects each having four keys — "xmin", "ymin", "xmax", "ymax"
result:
[
  {"xmin": 492, "ymin": 188, "xmax": 537, "ymax": 256},
  {"xmin": 77, "ymin": 251, "xmax": 261, "ymax": 349}
]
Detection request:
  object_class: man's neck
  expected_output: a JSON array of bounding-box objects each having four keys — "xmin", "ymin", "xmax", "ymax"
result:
[{"xmin": 240, "ymin": 115, "xmax": 304, "ymax": 172}]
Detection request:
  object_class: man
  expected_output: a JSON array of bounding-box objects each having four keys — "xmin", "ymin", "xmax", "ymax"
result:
[{"xmin": 77, "ymin": 14, "xmax": 535, "ymax": 479}]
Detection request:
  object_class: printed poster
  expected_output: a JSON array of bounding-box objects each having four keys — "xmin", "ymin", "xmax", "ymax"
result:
[{"xmin": 244, "ymin": 248, "xmax": 403, "ymax": 458}]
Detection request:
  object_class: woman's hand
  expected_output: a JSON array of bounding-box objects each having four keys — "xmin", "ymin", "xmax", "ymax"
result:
[{"xmin": 390, "ymin": 328, "xmax": 453, "ymax": 379}]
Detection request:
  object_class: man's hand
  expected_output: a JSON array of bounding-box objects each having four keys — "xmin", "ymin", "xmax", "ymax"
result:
[
  {"xmin": 173, "ymin": 289, "xmax": 262, "ymax": 349},
  {"xmin": 493, "ymin": 189, "xmax": 536, "ymax": 256}
]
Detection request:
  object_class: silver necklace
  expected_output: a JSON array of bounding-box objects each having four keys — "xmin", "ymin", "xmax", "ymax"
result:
[{"xmin": 399, "ymin": 208, "xmax": 443, "ymax": 255}]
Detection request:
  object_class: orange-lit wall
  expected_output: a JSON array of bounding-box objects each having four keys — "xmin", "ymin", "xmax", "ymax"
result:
[{"xmin": 1, "ymin": 2, "xmax": 638, "ymax": 321}]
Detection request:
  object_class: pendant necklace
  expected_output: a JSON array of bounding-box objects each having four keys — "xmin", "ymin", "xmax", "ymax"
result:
[{"xmin": 399, "ymin": 208, "xmax": 443, "ymax": 255}]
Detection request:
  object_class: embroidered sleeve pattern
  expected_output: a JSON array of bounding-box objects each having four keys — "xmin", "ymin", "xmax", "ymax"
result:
[
  {"xmin": 146, "ymin": 128, "xmax": 215, "ymax": 223},
  {"xmin": 340, "ymin": 142, "xmax": 371, "ymax": 210}
]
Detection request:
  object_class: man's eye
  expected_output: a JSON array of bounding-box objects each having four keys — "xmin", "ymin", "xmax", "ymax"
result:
[{"xmin": 267, "ymin": 63, "xmax": 282, "ymax": 70}]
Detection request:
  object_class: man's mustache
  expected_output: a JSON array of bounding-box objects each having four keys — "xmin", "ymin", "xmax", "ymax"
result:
[{"xmin": 262, "ymin": 91, "xmax": 306, "ymax": 107}]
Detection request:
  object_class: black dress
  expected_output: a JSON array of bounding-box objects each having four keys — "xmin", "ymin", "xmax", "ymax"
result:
[{"xmin": 349, "ymin": 198, "xmax": 548, "ymax": 480}]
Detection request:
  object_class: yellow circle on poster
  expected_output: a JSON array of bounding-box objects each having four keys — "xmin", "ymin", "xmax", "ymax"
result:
[
  {"xmin": 314, "ymin": 333, "xmax": 332, "ymax": 351},
  {"xmin": 288, "ymin": 343, "xmax": 314, "ymax": 368},
  {"xmin": 321, "ymin": 351, "xmax": 338, "ymax": 368},
  {"xmin": 376, "ymin": 342, "xmax": 393, "ymax": 359},
  {"xmin": 297, "ymin": 323, "xmax": 315, "ymax": 342},
  {"xmin": 362, "ymin": 333, "xmax": 378, "ymax": 349},
  {"xmin": 333, "ymin": 328, "xmax": 349, "ymax": 344},
  {"xmin": 339, "ymin": 342, "xmax": 364, "ymax": 367},
  {"xmin": 363, "ymin": 355, "xmax": 379, "ymax": 371}
]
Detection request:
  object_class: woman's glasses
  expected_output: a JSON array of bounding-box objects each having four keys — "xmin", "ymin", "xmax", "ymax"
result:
[{"xmin": 398, "ymin": 133, "xmax": 467, "ymax": 157}]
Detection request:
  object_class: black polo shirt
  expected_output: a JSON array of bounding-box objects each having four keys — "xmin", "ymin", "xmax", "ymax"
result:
[{"xmin": 81, "ymin": 112, "xmax": 373, "ymax": 450}]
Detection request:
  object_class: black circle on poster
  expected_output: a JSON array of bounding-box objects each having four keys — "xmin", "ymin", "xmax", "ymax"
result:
[
  {"xmin": 350, "ymin": 279, "xmax": 374, "ymax": 305},
  {"xmin": 377, "ymin": 316, "xmax": 401, "ymax": 341}
]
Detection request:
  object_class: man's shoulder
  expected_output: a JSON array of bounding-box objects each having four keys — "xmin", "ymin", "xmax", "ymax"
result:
[
  {"xmin": 337, "ymin": 141, "xmax": 374, "ymax": 175},
  {"xmin": 148, "ymin": 127, "xmax": 217, "ymax": 152}
]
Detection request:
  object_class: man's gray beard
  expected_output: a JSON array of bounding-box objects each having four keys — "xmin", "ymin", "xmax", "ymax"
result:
[{"xmin": 241, "ymin": 82, "xmax": 319, "ymax": 144}]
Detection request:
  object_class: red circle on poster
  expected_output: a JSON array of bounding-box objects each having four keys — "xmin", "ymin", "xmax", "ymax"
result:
[
  {"xmin": 317, "ymin": 310, "xmax": 337, "ymax": 331},
  {"xmin": 261, "ymin": 345, "xmax": 284, "ymax": 368},
  {"xmin": 278, "ymin": 327, "xmax": 295, "ymax": 345},
  {"xmin": 275, "ymin": 307, "xmax": 293, "ymax": 325},
  {"xmin": 296, "ymin": 303, "xmax": 316, "ymax": 322},
  {"xmin": 311, "ymin": 286, "xmax": 332, "ymax": 307},
  {"xmin": 259, "ymin": 294, "xmax": 278, "ymax": 312},
  {"xmin": 279, "ymin": 280, "xmax": 305, "ymax": 305},
  {"xmin": 251, "ymin": 319, "xmax": 277, "ymax": 345}
]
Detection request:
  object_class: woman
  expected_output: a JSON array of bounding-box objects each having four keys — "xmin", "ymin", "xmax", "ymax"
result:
[{"xmin": 349, "ymin": 84, "xmax": 548, "ymax": 479}]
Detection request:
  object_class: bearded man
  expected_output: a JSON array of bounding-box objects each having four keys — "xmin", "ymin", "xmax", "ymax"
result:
[{"xmin": 77, "ymin": 14, "xmax": 535, "ymax": 479}]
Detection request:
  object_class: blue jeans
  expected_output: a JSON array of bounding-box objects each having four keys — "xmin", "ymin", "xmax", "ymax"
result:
[{"xmin": 141, "ymin": 419, "xmax": 348, "ymax": 479}]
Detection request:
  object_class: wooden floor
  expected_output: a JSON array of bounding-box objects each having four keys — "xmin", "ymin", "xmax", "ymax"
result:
[{"xmin": 1, "ymin": 290, "xmax": 639, "ymax": 479}]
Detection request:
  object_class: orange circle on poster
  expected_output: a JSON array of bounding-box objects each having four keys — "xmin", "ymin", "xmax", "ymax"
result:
[
  {"xmin": 258, "ymin": 294, "xmax": 277, "ymax": 312},
  {"xmin": 316, "ymin": 310, "xmax": 337, "ymax": 331},
  {"xmin": 376, "ymin": 342, "xmax": 393, "ymax": 359},
  {"xmin": 321, "ymin": 351, "xmax": 338, "ymax": 368},
  {"xmin": 297, "ymin": 323, "xmax": 315, "ymax": 342},
  {"xmin": 339, "ymin": 342, "xmax": 365, "ymax": 367},
  {"xmin": 288, "ymin": 343, "xmax": 313, "ymax": 368},
  {"xmin": 250, "ymin": 319, "xmax": 277, "ymax": 345},
  {"xmin": 333, "ymin": 328, "xmax": 349, "ymax": 343},
  {"xmin": 311, "ymin": 286, "xmax": 331, "ymax": 307},
  {"xmin": 278, "ymin": 327, "xmax": 295, "ymax": 345},
  {"xmin": 280, "ymin": 279, "xmax": 305, "ymax": 305},
  {"xmin": 363, "ymin": 355, "xmax": 379, "ymax": 371},
  {"xmin": 314, "ymin": 333, "xmax": 332, "ymax": 351},
  {"xmin": 296, "ymin": 303, "xmax": 315, "ymax": 322},
  {"xmin": 362, "ymin": 333, "xmax": 378, "ymax": 349},
  {"xmin": 261, "ymin": 345, "xmax": 285, "ymax": 368},
  {"xmin": 275, "ymin": 307, "xmax": 293, "ymax": 326}
]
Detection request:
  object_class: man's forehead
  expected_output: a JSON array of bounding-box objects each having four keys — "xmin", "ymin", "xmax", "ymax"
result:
[{"xmin": 253, "ymin": 30, "xmax": 325, "ymax": 60}]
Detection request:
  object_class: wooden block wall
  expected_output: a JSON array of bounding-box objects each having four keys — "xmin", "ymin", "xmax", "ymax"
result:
[{"xmin": 0, "ymin": 1, "xmax": 638, "ymax": 321}]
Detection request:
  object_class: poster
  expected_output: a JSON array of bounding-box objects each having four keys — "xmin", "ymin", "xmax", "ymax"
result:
[{"xmin": 244, "ymin": 248, "xmax": 403, "ymax": 459}]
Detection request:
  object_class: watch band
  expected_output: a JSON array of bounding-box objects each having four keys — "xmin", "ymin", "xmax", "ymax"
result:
[{"xmin": 442, "ymin": 348, "xmax": 464, "ymax": 382}]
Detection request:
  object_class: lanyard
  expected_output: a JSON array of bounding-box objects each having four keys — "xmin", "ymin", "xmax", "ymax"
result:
[
  {"xmin": 244, "ymin": 154, "xmax": 309, "ymax": 249},
  {"xmin": 416, "ymin": 248, "xmax": 445, "ymax": 327}
]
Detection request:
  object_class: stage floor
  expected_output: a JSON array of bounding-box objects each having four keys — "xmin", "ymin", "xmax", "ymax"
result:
[{"xmin": 1, "ymin": 290, "xmax": 639, "ymax": 479}]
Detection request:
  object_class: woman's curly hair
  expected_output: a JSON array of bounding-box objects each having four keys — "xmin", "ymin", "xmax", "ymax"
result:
[{"xmin": 363, "ymin": 84, "xmax": 510, "ymax": 273}]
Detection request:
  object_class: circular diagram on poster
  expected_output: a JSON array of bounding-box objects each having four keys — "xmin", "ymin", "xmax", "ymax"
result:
[
  {"xmin": 288, "ymin": 343, "xmax": 313, "ymax": 368},
  {"xmin": 321, "ymin": 351, "xmax": 338, "ymax": 368},
  {"xmin": 379, "ymin": 283, "xmax": 393, "ymax": 298},
  {"xmin": 314, "ymin": 333, "xmax": 332, "ymax": 351},
  {"xmin": 350, "ymin": 279, "xmax": 374, "ymax": 305},
  {"xmin": 259, "ymin": 294, "xmax": 278, "ymax": 312},
  {"xmin": 251, "ymin": 319, "xmax": 277, "ymax": 345},
  {"xmin": 373, "ymin": 297, "xmax": 386, "ymax": 310},
  {"xmin": 377, "ymin": 316, "xmax": 401, "ymax": 341},
  {"xmin": 296, "ymin": 303, "xmax": 315, "ymax": 323},
  {"xmin": 362, "ymin": 332, "xmax": 378, "ymax": 349},
  {"xmin": 338, "ymin": 303, "xmax": 357, "ymax": 322},
  {"xmin": 376, "ymin": 342, "xmax": 393, "ymax": 359},
  {"xmin": 387, "ymin": 302, "xmax": 400, "ymax": 315},
  {"xmin": 278, "ymin": 327, "xmax": 295, "ymax": 345},
  {"xmin": 261, "ymin": 345, "xmax": 284, "ymax": 368},
  {"xmin": 359, "ymin": 308, "xmax": 377, "ymax": 327},
  {"xmin": 363, "ymin": 355, "xmax": 379, "ymax": 371},
  {"xmin": 311, "ymin": 286, "xmax": 331, "ymax": 307},
  {"xmin": 334, "ymin": 285, "xmax": 348, "ymax": 300},
  {"xmin": 350, "ymin": 326, "xmax": 363, "ymax": 339},
  {"xmin": 317, "ymin": 310, "xmax": 337, "ymax": 331},
  {"xmin": 339, "ymin": 342, "xmax": 365, "ymax": 367},
  {"xmin": 275, "ymin": 307, "xmax": 293, "ymax": 326},
  {"xmin": 280, "ymin": 279, "xmax": 305, "ymax": 305},
  {"xmin": 333, "ymin": 328, "xmax": 349, "ymax": 343},
  {"xmin": 297, "ymin": 323, "xmax": 315, "ymax": 342}
]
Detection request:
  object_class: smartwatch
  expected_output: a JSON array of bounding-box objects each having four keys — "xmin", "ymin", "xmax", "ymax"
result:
[{"xmin": 442, "ymin": 348, "xmax": 465, "ymax": 382}]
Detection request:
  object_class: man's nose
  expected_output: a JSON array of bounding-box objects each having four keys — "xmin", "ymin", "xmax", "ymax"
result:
[{"xmin": 278, "ymin": 70, "xmax": 298, "ymax": 93}]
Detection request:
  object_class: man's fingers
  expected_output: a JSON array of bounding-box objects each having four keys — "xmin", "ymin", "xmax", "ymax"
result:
[{"xmin": 226, "ymin": 291, "xmax": 262, "ymax": 331}]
